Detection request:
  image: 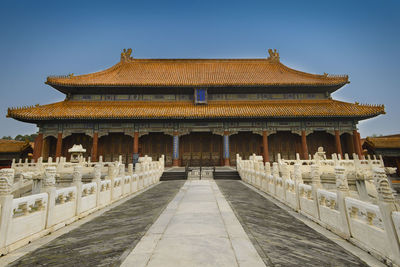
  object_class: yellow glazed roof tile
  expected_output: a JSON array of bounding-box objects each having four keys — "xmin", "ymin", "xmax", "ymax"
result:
[
  {"xmin": 7, "ymin": 99, "xmax": 385, "ymax": 120},
  {"xmin": 46, "ymin": 58, "xmax": 349, "ymax": 87}
]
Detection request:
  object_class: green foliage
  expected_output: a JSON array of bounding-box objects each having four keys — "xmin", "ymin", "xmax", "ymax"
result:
[{"xmin": 1, "ymin": 134, "xmax": 37, "ymax": 142}]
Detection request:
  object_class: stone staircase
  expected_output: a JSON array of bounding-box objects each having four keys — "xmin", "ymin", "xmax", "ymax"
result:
[
  {"xmin": 213, "ymin": 170, "xmax": 241, "ymax": 180},
  {"xmin": 160, "ymin": 171, "xmax": 187, "ymax": 181}
]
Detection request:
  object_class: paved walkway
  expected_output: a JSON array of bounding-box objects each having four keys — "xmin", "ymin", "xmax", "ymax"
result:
[
  {"xmin": 216, "ymin": 180, "xmax": 370, "ymax": 267},
  {"xmin": 121, "ymin": 180, "xmax": 265, "ymax": 267},
  {"xmin": 7, "ymin": 181, "xmax": 185, "ymax": 267}
]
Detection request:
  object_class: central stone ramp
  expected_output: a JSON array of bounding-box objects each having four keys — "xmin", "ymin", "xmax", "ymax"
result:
[
  {"xmin": 216, "ymin": 180, "xmax": 370, "ymax": 267},
  {"xmin": 7, "ymin": 181, "xmax": 185, "ymax": 267},
  {"xmin": 122, "ymin": 180, "xmax": 265, "ymax": 267}
]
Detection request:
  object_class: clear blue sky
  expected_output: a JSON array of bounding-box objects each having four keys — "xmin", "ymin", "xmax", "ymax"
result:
[{"xmin": 0, "ymin": 0, "xmax": 399, "ymax": 138}]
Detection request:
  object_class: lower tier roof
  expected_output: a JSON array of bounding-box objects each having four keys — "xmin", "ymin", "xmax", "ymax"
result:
[{"xmin": 7, "ymin": 99, "xmax": 384, "ymax": 121}]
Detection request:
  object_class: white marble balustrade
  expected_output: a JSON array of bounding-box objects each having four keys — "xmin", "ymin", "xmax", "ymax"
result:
[{"xmin": 237, "ymin": 153, "xmax": 400, "ymax": 266}]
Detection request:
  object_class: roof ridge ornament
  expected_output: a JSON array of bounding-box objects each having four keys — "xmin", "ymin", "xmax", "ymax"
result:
[
  {"xmin": 267, "ymin": 49, "xmax": 280, "ymax": 62},
  {"xmin": 121, "ymin": 48, "xmax": 133, "ymax": 63}
]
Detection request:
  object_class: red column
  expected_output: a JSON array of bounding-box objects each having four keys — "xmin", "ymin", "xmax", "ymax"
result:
[
  {"xmin": 133, "ymin": 132, "xmax": 139, "ymax": 154},
  {"xmin": 33, "ymin": 133, "xmax": 43, "ymax": 161},
  {"xmin": 357, "ymin": 132, "xmax": 364, "ymax": 159},
  {"xmin": 301, "ymin": 130, "xmax": 308, "ymax": 160},
  {"xmin": 55, "ymin": 132, "xmax": 63, "ymax": 158},
  {"xmin": 334, "ymin": 130, "xmax": 342, "ymax": 158},
  {"xmin": 262, "ymin": 130, "xmax": 269, "ymax": 163},
  {"xmin": 172, "ymin": 131, "xmax": 180, "ymax": 167},
  {"xmin": 91, "ymin": 132, "xmax": 98, "ymax": 162},
  {"xmin": 223, "ymin": 131, "xmax": 230, "ymax": 166},
  {"xmin": 353, "ymin": 130, "xmax": 362, "ymax": 158}
]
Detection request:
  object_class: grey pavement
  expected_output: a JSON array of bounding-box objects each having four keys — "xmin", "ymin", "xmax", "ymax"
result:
[
  {"xmin": 216, "ymin": 180, "xmax": 370, "ymax": 267},
  {"xmin": 121, "ymin": 180, "xmax": 265, "ymax": 267},
  {"xmin": 7, "ymin": 181, "xmax": 185, "ymax": 267}
]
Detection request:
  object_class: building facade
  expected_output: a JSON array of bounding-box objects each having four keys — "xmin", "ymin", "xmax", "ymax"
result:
[
  {"xmin": 7, "ymin": 49, "xmax": 385, "ymax": 166},
  {"xmin": 363, "ymin": 134, "xmax": 400, "ymax": 176}
]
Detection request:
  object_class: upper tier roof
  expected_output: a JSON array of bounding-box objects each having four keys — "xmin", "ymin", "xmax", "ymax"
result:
[
  {"xmin": 7, "ymin": 99, "xmax": 384, "ymax": 122},
  {"xmin": 46, "ymin": 49, "xmax": 349, "ymax": 89}
]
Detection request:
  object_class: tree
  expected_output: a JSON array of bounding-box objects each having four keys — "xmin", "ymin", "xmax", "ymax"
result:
[{"xmin": 1, "ymin": 136, "xmax": 12, "ymax": 140}]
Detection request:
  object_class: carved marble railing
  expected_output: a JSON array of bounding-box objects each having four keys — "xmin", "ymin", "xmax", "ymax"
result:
[
  {"xmin": 237, "ymin": 154, "xmax": 400, "ymax": 266},
  {"xmin": 0, "ymin": 155, "xmax": 165, "ymax": 256}
]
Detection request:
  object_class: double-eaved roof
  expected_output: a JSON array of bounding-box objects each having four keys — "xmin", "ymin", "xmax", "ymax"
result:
[{"xmin": 7, "ymin": 49, "xmax": 385, "ymax": 122}]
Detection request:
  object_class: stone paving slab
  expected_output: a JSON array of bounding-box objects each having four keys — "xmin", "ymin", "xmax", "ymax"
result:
[
  {"xmin": 121, "ymin": 180, "xmax": 265, "ymax": 267},
  {"xmin": 7, "ymin": 181, "xmax": 185, "ymax": 267},
  {"xmin": 216, "ymin": 180, "xmax": 370, "ymax": 267}
]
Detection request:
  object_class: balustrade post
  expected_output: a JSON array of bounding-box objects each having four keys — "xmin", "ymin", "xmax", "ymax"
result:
[
  {"xmin": 263, "ymin": 162, "xmax": 271, "ymax": 193},
  {"xmin": 128, "ymin": 163, "xmax": 135, "ymax": 193},
  {"xmin": 272, "ymin": 162, "xmax": 279, "ymax": 196},
  {"xmin": 334, "ymin": 166, "xmax": 351, "ymax": 239},
  {"xmin": 73, "ymin": 166, "xmax": 83, "ymax": 215},
  {"xmin": 93, "ymin": 164, "xmax": 102, "ymax": 207},
  {"xmin": 281, "ymin": 163, "xmax": 290, "ymax": 202},
  {"xmin": 119, "ymin": 164, "xmax": 126, "ymax": 195},
  {"xmin": 41, "ymin": 167, "xmax": 57, "ymax": 228},
  {"xmin": 0, "ymin": 170, "xmax": 14, "ymax": 252},
  {"xmin": 135, "ymin": 163, "xmax": 143, "ymax": 190},
  {"xmin": 311, "ymin": 165, "xmax": 322, "ymax": 220},
  {"xmin": 293, "ymin": 163, "xmax": 302, "ymax": 211}
]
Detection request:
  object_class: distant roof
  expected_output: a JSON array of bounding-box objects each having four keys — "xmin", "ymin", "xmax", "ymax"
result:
[
  {"xmin": 364, "ymin": 135, "xmax": 400, "ymax": 149},
  {"xmin": 7, "ymin": 99, "xmax": 384, "ymax": 121},
  {"xmin": 46, "ymin": 49, "xmax": 349, "ymax": 89},
  {"xmin": 0, "ymin": 139, "xmax": 32, "ymax": 153}
]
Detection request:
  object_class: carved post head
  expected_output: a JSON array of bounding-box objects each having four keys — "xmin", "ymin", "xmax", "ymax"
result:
[
  {"xmin": 135, "ymin": 163, "xmax": 142, "ymax": 174},
  {"xmin": 0, "ymin": 168, "xmax": 14, "ymax": 195},
  {"xmin": 373, "ymin": 167, "xmax": 395, "ymax": 203},
  {"xmin": 272, "ymin": 162, "xmax": 279, "ymax": 178},
  {"xmin": 282, "ymin": 163, "xmax": 291, "ymax": 179},
  {"xmin": 107, "ymin": 164, "xmax": 115, "ymax": 179},
  {"xmin": 294, "ymin": 163, "xmax": 303, "ymax": 183},
  {"xmin": 265, "ymin": 162, "xmax": 271, "ymax": 176},
  {"xmin": 44, "ymin": 166, "xmax": 56, "ymax": 187},
  {"xmin": 311, "ymin": 165, "xmax": 322, "ymax": 187},
  {"xmin": 93, "ymin": 164, "xmax": 102, "ymax": 180},
  {"xmin": 119, "ymin": 164, "xmax": 125, "ymax": 177},
  {"xmin": 128, "ymin": 164, "xmax": 134, "ymax": 175},
  {"xmin": 73, "ymin": 165, "xmax": 82, "ymax": 183},
  {"xmin": 335, "ymin": 166, "xmax": 349, "ymax": 191}
]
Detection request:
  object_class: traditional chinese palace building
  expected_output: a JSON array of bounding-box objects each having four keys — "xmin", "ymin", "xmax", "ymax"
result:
[{"xmin": 7, "ymin": 49, "xmax": 385, "ymax": 166}]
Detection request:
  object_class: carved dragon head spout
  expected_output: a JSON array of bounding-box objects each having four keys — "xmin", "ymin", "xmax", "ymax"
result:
[{"xmin": 268, "ymin": 49, "xmax": 280, "ymax": 62}]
